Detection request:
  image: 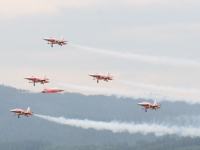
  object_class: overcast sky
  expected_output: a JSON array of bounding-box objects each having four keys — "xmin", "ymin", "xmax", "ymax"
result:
[{"xmin": 1, "ymin": 0, "xmax": 200, "ymax": 103}]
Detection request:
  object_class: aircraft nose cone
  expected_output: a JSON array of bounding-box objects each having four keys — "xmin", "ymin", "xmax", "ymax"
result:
[
  {"xmin": 137, "ymin": 103, "xmax": 142, "ymax": 105},
  {"xmin": 10, "ymin": 109, "xmax": 15, "ymax": 112},
  {"xmin": 43, "ymin": 38, "xmax": 48, "ymax": 41}
]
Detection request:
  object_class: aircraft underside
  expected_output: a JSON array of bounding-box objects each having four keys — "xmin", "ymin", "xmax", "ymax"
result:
[
  {"xmin": 142, "ymin": 107, "xmax": 157, "ymax": 112},
  {"xmin": 47, "ymin": 42, "xmax": 62, "ymax": 47},
  {"xmin": 29, "ymin": 81, "xmax": 44, "ymax": 86},
  {"xmin": 93, "ymin": 78, "xmax": 108, "ymax": 83},
  {"xmin": 14, "ymin": 114, "xmax": 29, "ymax": 118}
]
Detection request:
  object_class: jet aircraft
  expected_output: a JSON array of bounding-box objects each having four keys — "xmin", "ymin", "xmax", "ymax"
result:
[
  {"xmin": 137, "ymin": 100, "xmax": 161, "ymax": 112},
  {"xmin": 42, "ymin": 87, "xmax": 64, "ymax": 93},
  {"xmin": 24, "ymin": 75, "xmax": 49, "ymax": 86},
  {"xmin": 10, "ymin": 107, "xmax": 33, "ymax": 118},
  {"xmin": 43, "ymin": 36, "xmax": 67, "ymax": 47},
  {"xmin": 89, "ymin": 73, "xmax": 113, "ymax": 83}
]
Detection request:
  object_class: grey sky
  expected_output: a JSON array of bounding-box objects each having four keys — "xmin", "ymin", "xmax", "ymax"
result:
[{"xmin": 0, "ymin": 0, "xmax": 200, "ymax": 103}]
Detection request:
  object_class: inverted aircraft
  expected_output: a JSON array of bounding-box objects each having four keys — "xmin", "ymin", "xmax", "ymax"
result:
[
  {"xmin": 10, "ymin": 107, "xmax": 33, "ymax": 118},
  {"xmin": 42, "ymin": 87, "xmax": 64, "ymax": 93},
  {"xmin": 24, "ymin": 75, "xmax": 49, "ymax": 86},
  {"xmin": 137, "ymin": 100, "xmax": 161, "ymax": 112},
  {"xmin": 43, "ymin": 36, "xmax": 67, "ymax": 47},
  {"xmin": 89, "ymin": 73, "xmax": 113, "ymax": 83}
]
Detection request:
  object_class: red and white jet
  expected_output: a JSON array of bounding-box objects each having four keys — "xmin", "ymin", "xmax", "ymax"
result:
[
  {"xmin": 137, "ymin": 100, "xmax": 161, "ymax": 112},
  {"xmin": 42, "ymin": 87, "xmax": 65, "ymax": 93},
  {"xmin": 10, "ymin": 107, "xmax": 33, "ymax": 118},
  {"xmin": 24, "ymin": 75, "xmax": 49, "ymax": 86},
  {"xmin": 89, "ymin": 73, "xmax": 113, "ymax": 83},
  {"xmin": 43, "ymin": 36, "xmax": 67, "ymax": 47}
]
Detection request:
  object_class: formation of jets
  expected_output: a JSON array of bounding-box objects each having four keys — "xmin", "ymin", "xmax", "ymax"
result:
[
  {"xmin": 10, "ymin": 36, "xmax": 162, "ymax": 118},
  {"xmin": 23, "ymin": 75, "xmax": 64, "ymax": 93}
]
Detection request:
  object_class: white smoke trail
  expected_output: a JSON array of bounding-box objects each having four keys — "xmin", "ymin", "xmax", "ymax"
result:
[
  {"xmin": 34, "ymin": 114, "xmax": 200, "ymax": 137},
  {"xmin": 119, "ymin": 80, "xmax": 200, "ymax": 102},
  {"xmin": 59, "ymin": 83, "xmax": 200, "ymax": 104},
  {"xmin": 69, "ymin": 43, "xmax": 200, "ymax": 67},
  {"xmin": 162, "ymin": 116, "xmax": 200, "ymax": 126}
]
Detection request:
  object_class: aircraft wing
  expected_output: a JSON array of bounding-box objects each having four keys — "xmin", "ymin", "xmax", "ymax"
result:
[
  {"xmin": 24, "ymin": 112, "xmax": 33, "ymax": 115},
  {"xmin": 39, "ymin": 79, "xmax": 46, "ymax": 81},
  {"xmin": 58, "ymin": 41, "xmax": 67, "ymax": 43},
  {"xmin": 152, "ymin": 105, "xmax": 161, "ymax": 109}
]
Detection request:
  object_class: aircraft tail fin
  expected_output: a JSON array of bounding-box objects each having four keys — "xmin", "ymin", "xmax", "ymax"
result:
[
  {"xmin": 60, "ymin": 36, "xmax": 64, "ymax": 41},
  {"xmin": 107, "ymin": 72, "xmax": 113, "ymax": 79},
  {"xmin": 43, "ymin": 75, "xmax": 49, "ymax": 80},
  {"xmin": 107, "ymin": 72, "xmax": 110, "ymax": 77},
  {"xmin": 153, "ymin": 100, "xmax": 158, "ymax": 105},
  {"xmin": 26, "ymin": 107, "xmax": 31, "ymax": 113}
]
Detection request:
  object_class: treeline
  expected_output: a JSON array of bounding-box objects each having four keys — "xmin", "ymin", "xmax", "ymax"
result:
[
  {"xmin": 0, "ymin": 140, "xmax": 50, "ymax": 150},
  {"xmin": 1, "ymin": 136, "xmax": 200, "ymax": 150},
  {"xmin": 0, "ymin": 84, "xmax": 25, "ymax": 93}
]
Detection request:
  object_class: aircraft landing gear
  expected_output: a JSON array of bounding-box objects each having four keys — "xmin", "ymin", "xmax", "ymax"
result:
[
  {"xmin": 51, "ymin": 44, "xmax": 53, "ymax": 47},
  {"xmin": 145, "ymin": 109, "xmax": 147, "ymax": 112},
  {"xmin": 97, "ymin": 80, "xmax": 99, "ymax": 83},
  {"xmin": 18, "ymin": 115, "xmax": 20, "ymax": 118},
  {"xmin": 34, "ymin": 82, "xmax": 35, "ymax": 86}
]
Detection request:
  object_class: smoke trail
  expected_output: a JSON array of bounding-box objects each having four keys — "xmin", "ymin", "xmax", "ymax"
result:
[
  {"xmin": 69, "ymin": 43, "xmax": 200, "ymax": 67},
  {"xmin": 59, "ymin": 83, "xmax": 200, "ymax": 104},
  {"xmin": 119, "ymin": 80, "xmax": 200, "ymax": 101},
  {"xmin": 34, "ymin": 114, "xmax": 200, "ymax": 137}
]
